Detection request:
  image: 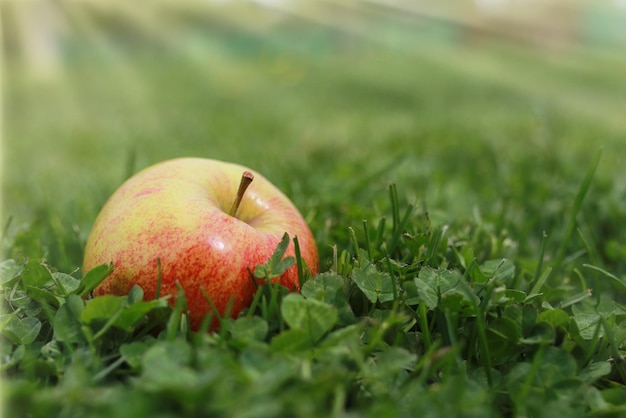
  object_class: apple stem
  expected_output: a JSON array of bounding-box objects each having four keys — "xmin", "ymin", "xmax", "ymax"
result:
[{"xmin": 229, "ymin": 171, "xmax": 254, "ymax": 218}]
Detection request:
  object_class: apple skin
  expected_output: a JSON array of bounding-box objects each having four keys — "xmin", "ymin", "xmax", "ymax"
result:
[{"xmin": 82, "ymin": 158, "xmax": 318, "ymax": 330}]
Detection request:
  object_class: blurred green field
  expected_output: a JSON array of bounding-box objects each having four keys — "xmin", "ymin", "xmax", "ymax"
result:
[
  {"xmin": 3, "ymin": 2, "xmax": 626, "ymax": 416},
  {"xmin": 4, "ymin": 5, "xmax": 626, "ymax": 220},
  {"xmin": 5, "ymin": 2, "xmax": 626, "ymax": 275}
]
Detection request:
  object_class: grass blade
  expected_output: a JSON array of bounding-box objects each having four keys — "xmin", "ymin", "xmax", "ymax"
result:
[
  {"xmin": 583, "ymin": 264, "xmax": 626, "ymax": 293},
  {"xmin": 555, "ymin": 147, "xmax": 602, "ymax": 269}
]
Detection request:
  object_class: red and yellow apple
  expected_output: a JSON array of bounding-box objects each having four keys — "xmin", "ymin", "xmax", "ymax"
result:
[{"xmin": 82, "ymin": 158, "xmax": 318, "ymax": 330}]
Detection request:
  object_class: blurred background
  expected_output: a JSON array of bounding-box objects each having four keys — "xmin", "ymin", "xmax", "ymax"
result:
[{"xmin": 3, "ymin": 0, "xmax": 626, "ymax": 270}]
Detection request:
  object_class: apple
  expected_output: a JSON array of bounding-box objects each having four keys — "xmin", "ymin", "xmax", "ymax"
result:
[{"xmin": 82, "ymin": 157, "xmax": 318, "ymax": 330}]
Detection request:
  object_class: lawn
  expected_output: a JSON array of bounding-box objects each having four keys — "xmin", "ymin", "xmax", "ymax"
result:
[{"xmin": 2, "ymin": 2, "xmax": 626, "ymax": 417}]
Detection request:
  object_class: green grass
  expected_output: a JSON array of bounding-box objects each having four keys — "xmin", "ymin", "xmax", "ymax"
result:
[{"xmin": 3, "ymin": 3, "xmax": 626, "ymax": 417}]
